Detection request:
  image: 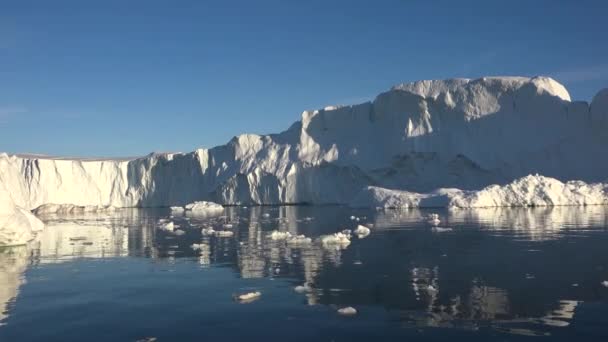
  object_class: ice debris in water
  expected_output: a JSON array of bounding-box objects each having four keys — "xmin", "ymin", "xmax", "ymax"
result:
[
  {"xmin": 354, "ymin": 225, "xmax": 370, "ymax": 238},
  {"xmin": 269, "ymin": 230, "xmax": 292, "ymax": 240},
  {"xmin": 173, "ymin": 229, "xmax": 185, "ymax": 236},
  {"xmin": 427, "ymin": 213, "xmax": 441, "ymax": 226},
  {"xmin": 602, "ymin": 281, "xmax": 608, "ymax": 287},
  {"xmin": 223, "ymin": 223, "xmax": 234, "ymax": 229},
  {"xmin": 170, "ymin": 206, "xmax": 185, "ymax": 213},
  {"xmin": 337, "ymin": 307, "xmax": 357, "ymax": 316},
  {"xmin": 235, "ymin": 291, "xmax": 261, "ymax": 303},
  {"xmin": 184, "ymin": 201, "xmax": 224, "ymax": 212},
  {"xmin": 262, "ymin": 213, "xmax": 270, "ymax": 218},
  {"xmin": 287, "ymin": 235, "xmax": 312, "ymax": 245},
  {"xmin": 159, "ymin": 221, "xmax": 175, "ymax": 232},
  {"xmin": 191, "ymin": 243, "xmax": 204, "ymax": 250},
  {"xmin": 294, "ymin": 284, "xmax": 313, "ymax": 293},
  {"xmin": 201, "ymin": 227, "xmax": 216, "ymax": 236},
  {"xmin": 321, "ymin": 232, "xmax": 351, "ymax": 247}
]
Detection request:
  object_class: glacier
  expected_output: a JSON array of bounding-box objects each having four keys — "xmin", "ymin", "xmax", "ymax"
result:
[{"xmin": 1, "ymin": 76, "xmax": 608, "ymax": 244}]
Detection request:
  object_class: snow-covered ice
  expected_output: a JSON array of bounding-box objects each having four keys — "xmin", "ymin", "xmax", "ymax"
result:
[
  {"xmin": 269, "ymin": 230, "xmax": 292, "ymax": 240},
  {"xmin": 159, "ymin": 221, "xmax": 175, "ymax": 232},
  {"xmin": 320, "ymin": 232, "xmax": 352, "ymax": 248}
]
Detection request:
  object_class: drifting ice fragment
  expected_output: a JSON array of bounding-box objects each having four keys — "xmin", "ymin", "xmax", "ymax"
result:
[
  {"xmin": 170, "ymin": 206, "xmax": 185, "ymax": 213},
  {"xmin": 287, "ymin": 235, "xmax": 312, "ymax": 245},
  {"xmin": 602, "ymin": 280, "xmax": 608, "ymax": 287},
  {"xmin": 294, "ymin": 284, "xmax": 313, "ymax": 293},
  {"xmin": 173, "ymin": 229, "xmax": 185, "ymax": 236},
  {"xmin": 321, "ymin": 232, "xmax": 351, "ymax": 247},
  {"xmin": 235, "ymin": 291, "xmax": 261, "ymax": 303},
  {"xmin": 269, "ymin": 230, "xmax": 292, "ymax": 240},
  {"xmin": 354, "ymin": 225, "xmax": 370, "ymax": 238},
  {"xmin": 337, "ymin": 307, "xmax": 357, "ymax": 316},
  {"xmin": 431, "ymin": 227, "xmax": 452, "ymax": 233},
  {"xmin": 160, "ymin": 221, "xmax": 175, "ymax": 232},
  {"xmin": 201, "ymin": 227, "xmax": 216, "ymax": 236}
]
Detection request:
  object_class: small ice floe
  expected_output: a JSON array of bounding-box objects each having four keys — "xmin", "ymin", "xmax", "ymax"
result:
[
  {"xmin": 158, "ymin": 218, "xmax": 168, "ymax": 224},
  {"xmin": 201, "ymin": 227, "xmax": 216, "ymax": 236},
  {"xmin": 160, "ymin": 221, "xmax": 175, "ymax": 232},
  {"xmin": 572, "ymin": 283, "xmax": 579, "ymax": 287},
  {"xmin": 321, "ymin": 232, "xmax": 351, "ymax": 248},
  {"xmin": 525, "ymin": 273, "xmax": 535, "ymax": 279},
  {"xmin": 427, "ymin": 213, "xmax": 441, "ymax": 226},
  {"xmin": 601, "ymin": 280, "xmax": 608, "ymax": 287},
  {"xmin": 354, "ymin": 225, "xmax": 370, "ymax": 238},
  {"xmin": 223, "ymin": 223, "xmax": 234, "ymax": 229},
  {"xmin": 170, "ymin": 206, "xmax": 185, "ymax": 213},
  {"xmin": 294, "ymin": 284, "xmax": 313, "ymax": 293},
  {"xmin": 426, "ymin": 285, "xmax": 438, "ymax": 293},
  {"xmin": 191, "ymin": 243, "xmax": 204, "ymax": 250},
  {"xmin": 303, "ymin": 217, "xmax": 313, "ymax": 221},
  {"xmin": 173, "ymin": 229, "xmax": 185, "ymax": 236},
  {"xmin": 262, "ymin": 213, "xmax": 270, "ymax": 218},
  {"xmin": 215, "ymin": 231, "xmax": 234, "ymax": 238},
  {"xmin": 337, "ymin": 307, "xmax": 357, "ymax": 316},
  {"xmin": 235, "ymin": 291, "xmax": 261, "ymax": 303},
  {"xmin": 269, "ymin": 230, "xmax": 292, "ymax": 241},
  {"xmin": 287, "ymin": 235, "xmax": 312, "ymax": 245},
  {"xmin": 431, "ymin": 227, "xmax": 453, "ymax": 233},
  {"xmin": 349, "ymin": 215, "xmax": 357, "ymax": 220}
]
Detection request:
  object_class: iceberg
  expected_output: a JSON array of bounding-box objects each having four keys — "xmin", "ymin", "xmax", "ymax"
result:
[
  {"xmin": 0, "ymin": 185, "xmax": 44, "ymax": 246},
  {"xmin": 1, "ymin": 76, "xmax": 608, "ymax": 216}
]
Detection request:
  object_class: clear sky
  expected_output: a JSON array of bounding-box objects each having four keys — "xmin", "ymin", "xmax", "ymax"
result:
[{"xmin": 1, "ymin": 0, "xmax": 607, "ymax": 157}]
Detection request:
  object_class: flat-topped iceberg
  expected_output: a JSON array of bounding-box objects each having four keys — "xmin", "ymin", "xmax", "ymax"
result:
[
  {"xmin": 0, "ymin": 186, "xmax": 44, "ymax": 246},
  {"xmin": 1, "ymin": 76, "xmax": 608, "ymax": 212}
]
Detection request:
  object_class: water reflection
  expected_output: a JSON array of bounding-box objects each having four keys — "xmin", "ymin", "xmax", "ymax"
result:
[{"xmin": 1, "ymin": 205, "xmax": 608, "ymax": 336}]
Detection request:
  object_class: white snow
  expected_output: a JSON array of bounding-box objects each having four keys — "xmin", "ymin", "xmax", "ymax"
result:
[
  {"xmin": 354, "ymin": 225, "xmax": 370, "ymax": 238},
  {"xmin": 351, "ymin": 175, "xmax": 608, "ymax": 208},
  {"xmin": 337, "ymin": 307, "xmax": 357, "ymax": 316}
]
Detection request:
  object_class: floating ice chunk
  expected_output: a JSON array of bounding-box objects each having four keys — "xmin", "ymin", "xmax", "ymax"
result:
[
  {"xmin": 601, "ymin": 280, "xmax": 608, "ymax": 287},
  {"xmin": 235, "ymin": 291, "xmax": 261, "ymax": 303},
  {"xmin": 294, "ymin": 284, "xmax": 313, "ymax": 293},
  {"xmin": 269, "ymin": 230, "xmax": 292, "ymax": 240},
  {"xmin": 191, "ymin": 243, "xmax": 204, "ymax": 250},
  {"xmin": 173, "ymin": 229, "xmax": 185, "ymax": 236},
  {"xmin": 349, "ymin": 216, "xmax": 356, "ymax": 220},
  {"xmin": 354, "ymin": 225, "xmax": 370, "ymax": 238},
  {"xmin": 321, "ymin": 232, "xmax": 351, "ymax": 247},
  {"xmin": 170, "ymin": 206, "xmax": 185, "ymax": 213},
  {"xmin": 287, "ymin": 235, "xmax": 312, "ymax": 245},
  {"xmin": 427, "ymin": 285, "xmax": 438, "ymax": 293},
  {"xmin": 185, "ymin": 201, "xmax": 223, "ymax": 211},
  {"xmin": 262, "ymin": 213, "xmax": 270, "ymax": 218},
  {"xmin": 427, "ymin": 213, "xmax": 441, "ymax": 226},
  {"xmin": 223, "ymin": 223, "xmax": 234, "ymax": 229},
  {"xmin": 201, "ymin": 227, "xmax": 216, "ymax": 236},
  {"xmin": 215, "ymin": 231, "xmax": 234, "ymax": 237},
  {"xmin": 337, "ymin": 307, "xmax": 357, "ymax": 316},
  {"xmin": 303, "ymin": 217, "xmax": 313, "ymax": 221},
  {"xmin": 159, "ymin": 221, "xmax": 175, "ymax": 232},
  {"xmin": 431, "ymin": 227, "xmax": 452, "ymax": 233}
]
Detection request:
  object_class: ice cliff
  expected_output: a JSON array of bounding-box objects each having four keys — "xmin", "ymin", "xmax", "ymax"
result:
[{"xmin": 1, "ymin": 76, "xmax": 608, "ymax": 212}]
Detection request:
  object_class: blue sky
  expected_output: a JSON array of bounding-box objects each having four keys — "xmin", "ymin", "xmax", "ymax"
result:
[{"xmin": 1, "ymin": 0, "xmax": 607, "ymax": 157}]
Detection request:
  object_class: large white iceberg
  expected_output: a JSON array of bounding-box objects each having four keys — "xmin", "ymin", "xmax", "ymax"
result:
[
  {"xmin": 1, "ymin": 76, "xmax": 607, "ymax": 212},
  {"xmin": 0, "ymin": 185, "xmax": 44, "ymax": 246}
]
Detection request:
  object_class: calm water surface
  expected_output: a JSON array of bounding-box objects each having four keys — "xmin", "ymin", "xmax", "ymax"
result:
[{"xmin": 1, "ymin": 206, "xmax": 608, "ymax": 341}]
